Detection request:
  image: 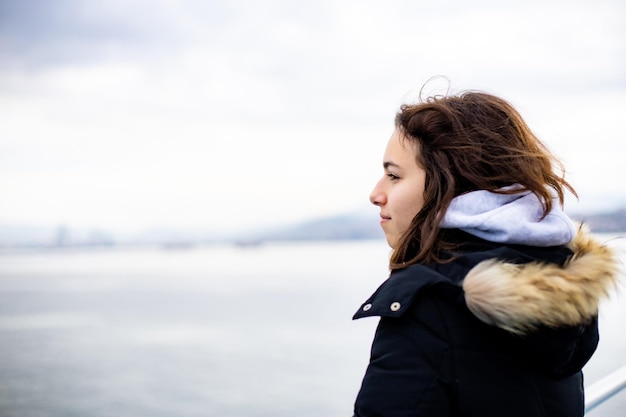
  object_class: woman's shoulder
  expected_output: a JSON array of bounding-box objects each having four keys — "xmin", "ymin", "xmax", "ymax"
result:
[
  {"xmin": 352, "ymin": 234, "xmax": 571, "ymax": 322},
  {"xmin": 352, "ymin": 262, "xmax": 451, "ymax": 320},
  {"xmin": 354, "ymin": 227, "xmax": 620, "ymax": 336}
]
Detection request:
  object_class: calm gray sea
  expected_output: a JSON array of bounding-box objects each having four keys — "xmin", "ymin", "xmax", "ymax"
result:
[{"xmin": 0, "ymin": 235, "xmax": 624, "ymax": 417}]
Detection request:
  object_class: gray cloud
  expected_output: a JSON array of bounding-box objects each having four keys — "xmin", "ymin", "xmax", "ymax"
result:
[
  {"xmin": 1, "ymin": 0, "xmax": 625, "ymax": 231},
  {"xmin": 0, "ymin": 0, "xmax": 232, "ymax": 68}
]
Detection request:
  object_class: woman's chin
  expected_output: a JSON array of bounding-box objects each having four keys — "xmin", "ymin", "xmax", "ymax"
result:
[{"xmin": 385, "ymin": 236, "xmax": 397, "ymax": 250}]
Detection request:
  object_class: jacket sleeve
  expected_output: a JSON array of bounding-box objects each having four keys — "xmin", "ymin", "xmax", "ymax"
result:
[
  {"xmin": 518, "ymin": 317, "xmax": 599, "ymax": 378},
  {"xmin": 354, "ymin": 296, "xmax": 454, "ymax": 417}
]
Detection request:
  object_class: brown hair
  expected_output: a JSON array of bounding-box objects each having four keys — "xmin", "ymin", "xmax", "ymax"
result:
[{"xmin": 390, "ymin": 90, "xmax": 576, "ymax": 269}]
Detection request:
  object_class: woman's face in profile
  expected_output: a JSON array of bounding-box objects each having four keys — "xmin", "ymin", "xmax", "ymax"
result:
[{"xmin": 369, "ymin": 129, "xmax": 426, "ymax": 249}]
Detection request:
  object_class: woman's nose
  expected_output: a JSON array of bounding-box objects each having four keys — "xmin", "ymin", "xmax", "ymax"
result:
[{"xmin": 369, "ymin": 179, "xmax": 386, "ymax": 206}]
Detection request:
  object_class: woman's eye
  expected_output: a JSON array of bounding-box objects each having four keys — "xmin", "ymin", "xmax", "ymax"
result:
[{"xmin": 386, "ymin": 173, "xmax": 399, "ymax": 180}]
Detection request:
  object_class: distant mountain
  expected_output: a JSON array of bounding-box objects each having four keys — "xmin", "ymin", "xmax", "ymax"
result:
[
  {"xmin": 1, "ymin": 207, "xmax": 624, "ymax": 249},
  {"xmin": 252, "ymin": 212, "xmax": 384, "ymax": 242},
  {"xmin": 250, "ymin": 207, "xmax": 626, "ymax": 242},
  {"xmin": 571, "ymin": 208, "xmax": 626, "ymax": 234}
]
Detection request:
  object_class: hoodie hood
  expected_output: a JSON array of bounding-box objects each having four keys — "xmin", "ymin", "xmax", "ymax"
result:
[
  {"xmin": 463, "ymin": 225, "xmax": 620, "ymax": 335},
  {"xmin": 440, "ymin": 186, "xmax": 576, "ymax": 247}
]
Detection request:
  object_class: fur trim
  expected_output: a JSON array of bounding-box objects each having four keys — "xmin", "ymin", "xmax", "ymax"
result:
[{"xmin": 463, "ymin": 226, "xmax": 621, "ymax": 335}]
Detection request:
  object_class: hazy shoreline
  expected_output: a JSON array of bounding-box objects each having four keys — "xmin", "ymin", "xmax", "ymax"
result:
[{"xmin": 1, "ymin": 207, "xmax": 625, "ymax": 250}]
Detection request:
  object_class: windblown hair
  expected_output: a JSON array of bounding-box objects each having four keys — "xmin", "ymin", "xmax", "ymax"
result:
[{"xmin": 391, "ymin": 91, "xmax": 576, "ymax": 269}]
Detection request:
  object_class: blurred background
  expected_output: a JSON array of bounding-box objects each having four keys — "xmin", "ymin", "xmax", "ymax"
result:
[
  {"xmin": 1, "ymin": 0, "xmax": 625, "ymax": 244},
  {"xmin": 1, "ymin": 1, "xmax": 625, "ymax": 416}
]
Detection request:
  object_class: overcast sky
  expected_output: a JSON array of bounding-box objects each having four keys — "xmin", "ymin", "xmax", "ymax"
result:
[{"xmin": 1, "ymin": 0, "xmax": 625, "ymax": 235}]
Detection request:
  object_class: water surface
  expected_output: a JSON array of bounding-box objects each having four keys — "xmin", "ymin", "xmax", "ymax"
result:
[{"xmin": 0, "ymin": 236, "xmax": 624, "ymax": 416}]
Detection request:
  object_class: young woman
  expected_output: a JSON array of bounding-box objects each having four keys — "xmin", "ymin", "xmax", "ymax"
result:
[{"xmin": 353, "ymin": 90, "xmax": 619, "ymax": 417}]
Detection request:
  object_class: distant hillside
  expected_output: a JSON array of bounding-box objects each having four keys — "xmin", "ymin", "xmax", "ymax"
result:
[
  {"xmin": 247, "ymin": 207, "xmax": 626, "ymax": 242},
  {"xmin": 1, "ymin": 208, "xmax": 624, "ymax": 249},
  {"xmin": 571, "ymin": 208, "xmax": 626, "ymax": 233},
  {"xmin": 251, "ymin": 213, "xmax": 384, "ymax": 242},
  {"xmin": 250, "ymin": 207, "xmax": 626, "ymax": 242}
]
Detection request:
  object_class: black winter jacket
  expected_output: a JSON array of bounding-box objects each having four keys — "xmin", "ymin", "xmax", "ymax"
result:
[{"xmin": 353, "ymin": 229, "xmax": 618, "ymax": 417}]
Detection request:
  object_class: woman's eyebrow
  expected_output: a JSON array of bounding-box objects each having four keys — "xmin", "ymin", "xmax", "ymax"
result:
[{"xmin": 383, "ymin": 161, "xmax": 401, "ymax": 169}]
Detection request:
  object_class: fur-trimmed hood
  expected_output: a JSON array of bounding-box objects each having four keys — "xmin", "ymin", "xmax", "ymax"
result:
[{"xmin": 463, "ymin": 226, "xmax": 621, "ymax": 335}]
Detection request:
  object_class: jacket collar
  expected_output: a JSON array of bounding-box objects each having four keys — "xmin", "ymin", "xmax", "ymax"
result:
[{"xmin": 354, "ymin": 226, "xmax": 619, "ymax": 336}]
